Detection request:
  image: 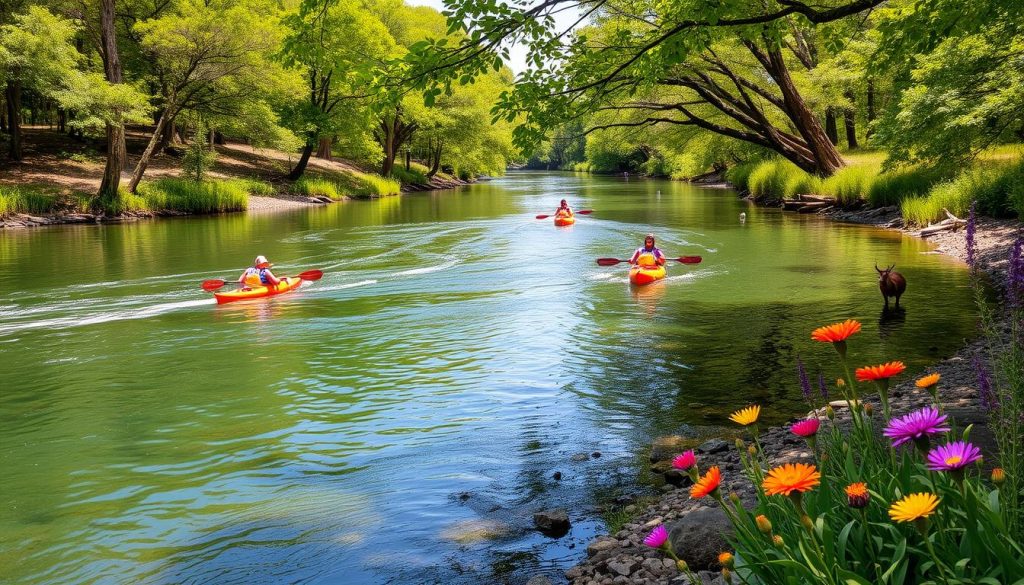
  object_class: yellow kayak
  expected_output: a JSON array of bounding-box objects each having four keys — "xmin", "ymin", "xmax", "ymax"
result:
[
  {"xmin": 554, "ymin": 215, "xmax": 575, "ymax": 226},
  {"xmin": 629, "ymin": 264, "xmax": 666, "ymax": 286}
]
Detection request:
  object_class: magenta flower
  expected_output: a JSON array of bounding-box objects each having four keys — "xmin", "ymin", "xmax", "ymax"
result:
[
  {"xmin": 791, "ymin": 418, "xmax": 821, "ymax": 438},
  {"xmin": 883, "ymin": 406, "xmax": 950, "ymax": 448},
  {"xmin": 927, "ymin": 441, "xmax": 982, "ymax": 471},
  {"xmin": 643, "ymin": 525, "xmax": 669, "ymax": 548},
  {"xmin": 673, "ymin": 450, "xmax": 697, "ymax": 470}
]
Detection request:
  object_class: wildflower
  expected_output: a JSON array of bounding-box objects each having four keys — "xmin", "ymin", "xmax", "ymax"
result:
[
  {"xmin": 729, "ymin": 405, "xmax": 760, "ymax": 426},
  {"xmin": 729, "ymin": 492, "xmax": 741, "ymax": 505},
  {"xmin": 883, "ymin": 406, "xmax": 950, "ymax": 450},
  {"xmin": 836, "ymin": 377, "xmax": 846, "ymax": 387},
  {"xmin": 772, "ymin": 534, "xmax": 784, "ymax": 548},
  {"xmin": 974, "ymin": 354, "xmax": 997, "ymax": 410},
  {"xmin": 734, "ymin": 438, "xmax": 745, "ymax": 450},
  {"xmin": 818, "ymin": 371, "xmax": 829, "ymax": 400},
  {"xmin": 826, "ymin": 405, "xmax": 835, "ymax": 419},
  {"xmin": 856, "ymin": 361, "xmax": 906, "ymax": 381},
  {"xmin": 747, "ymin": 444, "xmax": 758, "ymax": 456},
  {"xmin": 858, "ymin": 360, "xmax": 908, "ymax": 416},
  {"xmin": 966, "ymin": 201, "xmax": 977, "ymax": 270},
  {"xmin": 755, "ymin": 514, "xmax": 772, "ymax": 535},
  {"xmin": 916, "ymin": 373, "xmax": 941, "ymax": 389},
  {"xmin": 672, "ymin": 450, "xmax": 696, "ymax": 471},
  {"xmin": 643, "ymin": 525, "xmax": 669, "ymax": 548},
  {"xmin": 889, "ymin": 492, "xmax": 940, "ymax": 523},
  {"xmin": 722, "ymin": 567, "xmax": 733, "ymax": 583},
  {"xmin": 845, "ymin": 482, "xmax": 870, "ymax": 508},
  {"xmin": 763, "ymin": 463, "xmax": 821, "ymax": 496},
  {"xmin": 992, "ymin": 468, "xmax": 1006, "ymax": 486},
  {"xmin": 1009, "ymin": 236, "xmax": 1024, "ymax": 310},
  {"xmin": 797, "ymin": 356, "xmax": 811, "ymax": 404},
  {"xmin": 690, "ymin": 466, "xmax": 722, "ymax": 499},
  {"xmin": 718, "ymin": 552, "xmax": 734, "ymax": 569},
  {"xmin": 864, "ymin": 403, "xmax": 874, "ymax": 417},
  {"xmin": 676, "ymin": 560, "xmax": 689, "ymax": 572},
  {"xmin": 812, "ymin": 319, "xmax": 861, "ymax": 358},
  {"xmin": 791, "ymin": 418, "xmax": 820, "ymax": 437},
  {"xmin": 926, "ymin": 441, "xmax": 982, "ymax": 472}
]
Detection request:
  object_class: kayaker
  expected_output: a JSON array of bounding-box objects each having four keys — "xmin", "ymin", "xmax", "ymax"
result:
[
  {"xmin": 554, "ymin": 199, "xmax": 573, "ymax": 218},
  {"xmin": 629, "ymin": 234, "xmax": 666, "ymax": 267},
  {"xmin": 239, "ymin": 255, "xmax": 280, "ymax": 287}
]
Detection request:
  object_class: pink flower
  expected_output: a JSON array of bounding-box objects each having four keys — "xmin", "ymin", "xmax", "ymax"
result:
[
  {"xmin": 673, "ymin": 450, "xmax": 697, "ymax": 470},
  {"xmin": 790, "ymin": 419, "xmax": 820, "ymax": 438},
  {"xmin": 883, "ymin": 406, "xmax": 950, "ymax": 448},
  {"xmin": 643, "ymin": 525, "xmax": 669, "ymax": 548},
  {"xmin": 926, "ymin": 441, "xmax": 982, "ymax": 471}
]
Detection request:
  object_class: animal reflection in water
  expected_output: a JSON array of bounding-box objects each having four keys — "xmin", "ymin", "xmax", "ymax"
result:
[
  {"xmin": 876, "ymin": 263, "xmax": 907, "ymax": 309},
  {"xmin": 878, "ymin": 306, "xmax": 907, "ymax": 341}
]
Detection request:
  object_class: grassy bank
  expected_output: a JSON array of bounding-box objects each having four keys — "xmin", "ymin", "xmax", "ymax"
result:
[
  {"xmin": 293, "ymin": 169, "xmax": 401, "ymax": 200},
  {"xmin": 727, "ymin": 147, "xmax": 1024, "ymax": 225},
  {"xmin": 0, "ymin": 184, "xmax": 89, "ymax": 216},
  {"xmin": 102, "ymin": 178, "xmax": 268, "ymax": 215}
]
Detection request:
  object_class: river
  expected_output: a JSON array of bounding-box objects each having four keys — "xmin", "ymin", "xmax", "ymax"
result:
[{"xmin": 0, "ymin": 172, "xmax": 977, "ymax": 584}]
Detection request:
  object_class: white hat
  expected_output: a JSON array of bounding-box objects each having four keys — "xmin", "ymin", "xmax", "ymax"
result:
[{"xmin": 254, "ymin": 255, "xmax": 272, "ymax": 267}]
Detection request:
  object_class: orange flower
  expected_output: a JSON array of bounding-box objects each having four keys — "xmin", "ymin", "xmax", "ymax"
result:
[
  {"xmin": 845, "ymin": 482, "xmax": 870, "ymax": 508},
  {"xmin": 811, "ymin": 319, "xmax": 861, "ymax": 343},
  {"xmin": 855, "ymin": 361, "xmax": 906, "ymax": 382},
  {"xmin": 690, "ymin": 466, "xmax": 722, "ymax": 499},
  {"xmin": 762, "ymin": 463, "xmax": 821, "ymax": 496},
  {"xmin": 916, "ymin": 373, "xmax": 941, "ymax": 389}
]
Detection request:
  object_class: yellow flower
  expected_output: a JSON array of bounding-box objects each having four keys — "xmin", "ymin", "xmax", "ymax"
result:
[
  {"xmin": 888, "ymin": 493, "xmax": 940, "ymax": 523},
  {"xmin": 762, "ymin": 463, "xmax": 821, "ymax": 496},
  {"xmin": 992, "ymin": 468, "xmax": 1006, "ymax": 486},
  {"xmin": 916, "ymin": 373, "xmax": 941, "ymax": 389},
  {"xmin": 729, "ymin": 405, "xmax": 760, "ymax": 426},
  {"xmin": 718, "ymin": 552, "xmax": 734, "ymax": 568},
  {"xmin": 836, "ymin": 378, "xmax": 846, "ymax": 387}
]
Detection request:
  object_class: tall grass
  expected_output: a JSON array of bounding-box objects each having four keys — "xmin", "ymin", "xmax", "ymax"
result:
[
  {"xmin": 0, "ymin": 185, "xmax": 64, "ymax": 216},
  {"xmin": 724, "ymin": 162, "xmax": 759, "ymax": 192},
  {"xmin": 345, "ymin": 171, "xmax": 401, "ymax": 198},
  {"xmin": 820, "ymin": 165, "xmax": 874, "ymax": 204},
  {"xmin": 901, "ymin": 161, "xmax": 1024, "ymax": 225},
  {"xmin": 293, "ymin": 177, "xmax": 341, "ymax": 200},
  {"xmin": 390, "ymin": 166, "xmax": 429, "ymax": 185},
  {"xmin": 295, "ymin": 171, "xmax": 401, "ymax": 200}
]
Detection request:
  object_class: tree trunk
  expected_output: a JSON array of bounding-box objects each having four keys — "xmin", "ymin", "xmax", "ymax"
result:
[
  {"xmin": 155, "ymin": 114, "xmax": 179, "ymax": 152},
  {"xmin": 57, "ymin": 108, "xmax": 66, "ymax": 133},
  {"xmin": 127, "ymin": 110, "xmax": 171, "ymax": 192},
  {"xmin": 97, "ymin": 0, "xmax": 125, "ymax": 202},
  {"xmin": 376, "ymin": 110, "xmax": 418, "ymax": 177},
  {"xmin": 824, "ymin": 108, "xmax": 838, "ymax": 145},
  {"xmin": 405, "ymin": 149, "xmax": 410, "ymax": 171},
  {"xmin": 866, "ymin": 79, "xmax": 876, "ymax": 139},
  {"xmin": 427, "ymin": 141, "xmax": 442, "ymax": 178},
  {"xmin": 5, "ymin": 80, "xmax": 22, "ymax": 161},
  {"xmin": 287, "ymin": 139, "xmax": 315, "ymax": 180},
  {"xmin": 316, "ymin": 136, "xmax": 332, "ymax": 160},
  {"xmin": 843, "ymin": 90, "xmax": 858, "ymax": 148}
]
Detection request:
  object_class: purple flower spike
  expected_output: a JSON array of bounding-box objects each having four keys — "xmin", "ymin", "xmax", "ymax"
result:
[
  {"xmin": 797, "ymin": 356, "xmax": 811, "ymax": 403},
  {"xmin": 818, "ymin": 371, "xmax": 829, "ymax": 400},
  {"xmin": 974, "ymin": 354, "xmax": 998, "ymax": 410},
  {"xmin": 966, "ymin": 201, "xmax": 977, "ymax": 270},
  {"xmin": 883, "ymin": 406, "xmax": 950, "ymax": 448},
  {"xmin": 927, "ymin": 441, "xmax": 982, "ymax": 471},
  {"xmin": 1008, "ymin": 235, "xmax": 1023, "ymax": 310},
  {"xmin": 643, "ymin": 525, "xmax": 669, "ymax": 548}
]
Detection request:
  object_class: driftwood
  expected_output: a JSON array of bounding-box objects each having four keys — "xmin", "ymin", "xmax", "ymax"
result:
[
  {"xmin": 919, "ymin": 208, "xmax": 967, "ymax": 237},
  {"xmin": 783, "ymin": 196, "xmax": 833, "ymax": 212}
]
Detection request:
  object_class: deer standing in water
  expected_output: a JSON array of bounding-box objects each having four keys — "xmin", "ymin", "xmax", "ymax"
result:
[{"xmin": 876, "ymin": 264, "xmax": 907, "ymax": 310}]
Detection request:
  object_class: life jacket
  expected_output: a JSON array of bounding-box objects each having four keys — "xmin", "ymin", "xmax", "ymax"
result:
[
  {"xmin": 555, "ymin": 207, "xmax": 572, "ymax": 217},
  {"xmin": 243, "ymin": 267, "xmax": 270, "ymax": 286},
  {"xmin": 634, "ymin": 247, "xmax": 662, "ymax": 267}
]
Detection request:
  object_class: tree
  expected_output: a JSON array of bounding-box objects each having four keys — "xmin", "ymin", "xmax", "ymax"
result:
[
  {"xmin": 407, "ymin": 0, "xmax": 891, "ymax": 176},
  {"xmin": 279, "ymin": 0, "xmax": 396, "ymax": 180}
]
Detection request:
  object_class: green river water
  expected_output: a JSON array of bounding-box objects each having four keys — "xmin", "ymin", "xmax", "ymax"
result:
[{"xmin": 0, "ymin": 172, "xmax": 978, "ymax": 584}]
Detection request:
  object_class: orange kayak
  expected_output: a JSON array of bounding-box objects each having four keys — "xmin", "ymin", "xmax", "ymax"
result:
[
  {"xmin": 554, "ymin": 215, "xmax": 575, "ymax": 226},
  {"xmin": 214, "ymin": 277, "xmax": 302, "ymax": 304},
  {"xmin": 629, "ymin": 264, "xmax": 666, "ymax": 286}
]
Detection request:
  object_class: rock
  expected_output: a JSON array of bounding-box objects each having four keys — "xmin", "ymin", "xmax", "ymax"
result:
[
  {"xmin": 526, "ymin": 576, "xmax": 553, "ymax": 585},
  {"xmin": 667, "ymin": 507, "xmax": 735, "ymax": 571},
  {"xmin": 697, "ymin": 439, "xmax": 729, "ymax": 454},
  {"xmin": 606, "ymin": 557, "xmax": 638, "ymax": 577},
  {"xmin": 650, "ymin": 435, "xmax": 689, "ymax": 462},
  {"xmin": 592, "ymin": 451, "xmax": 602, "ymax": 458},
  {"xmin": 572, "ymin": 452, "xmax": 591, "ymax": 462},
  {"xmin": 439, "ymin": 518, "xmax": 511, "ymax": 544},
  {"xmin": 586, "ymin": 536, "xmax": 619, "ymax": 557},
  {"xmin": 553, "ymin": 471, "xmax": 563, "ymax": 481},
  {"xmin": 534, "ymin": 508, "xmax": 571, "ymax": 537},
  {"xmin": 663, "ymin": 468, "xmax": 692, "ymax": 487}
]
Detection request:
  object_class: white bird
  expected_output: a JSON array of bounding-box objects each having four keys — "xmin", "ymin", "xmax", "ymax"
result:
[{"xmin": 740, "ymin": 212, "xmax": 747, "ymax": 223}]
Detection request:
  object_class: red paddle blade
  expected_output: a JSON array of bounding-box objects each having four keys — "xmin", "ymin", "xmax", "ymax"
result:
[
  {"xmin": 535, "ymin": 214, "xmax": 550, "ymax": 219},
  {"xmin": 576, "ymin": 210, "xmax": 593, "ymax": 214},
  {"xmin": 297, "ymin": 269, "xmax": 323, "ymax": 281},
  {"xmin": 676, "ymin": 256, "xmax": 702, "ymax": 264},
  {"xmin": 596, "ymin": 258, "xmax": 624, "ymax": 266},
  {"xmin": 201, "ymin": 279, "xmax": 227, "ymax": 292}
]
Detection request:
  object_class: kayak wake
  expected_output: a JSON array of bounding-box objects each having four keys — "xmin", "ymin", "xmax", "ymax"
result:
[{"xmin": 0, "ymin": 298, "xmax": 213, "ymax": 336}]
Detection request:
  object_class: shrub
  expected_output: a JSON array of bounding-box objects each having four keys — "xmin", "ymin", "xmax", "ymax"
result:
[
  {"xmin": 182, "ymin": 121, "xmax": 218, "ymax": 182},
  {"xmin": 390, "ymin": 165, "xmax": 429, "ymax": 185},
  {"xmin": 866, "ymin": 166, "xmax": 944, "ymax": 207},
  {"xmin": 349, "ymin": 171, "xmax": 401, "ymax": 198},
  {"xmin": 820, "ymin": 165, "xmax": 874, "ymax": 204},
  {"xmin": 900, "ymin": 162, "xmax": 1023, "ymax": 226},
  {"xmin": 725, "ymin": 162, "xmax": 758, "ymax": 191},
  {"xmin": 747, "ymin": 159, "xmax": 804, "ymax": 201}
]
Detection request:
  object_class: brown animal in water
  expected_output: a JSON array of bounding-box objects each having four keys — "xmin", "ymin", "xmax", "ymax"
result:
[{"xmin": 876, "ymin": 264, "xmax": 907, "ymax": 309}]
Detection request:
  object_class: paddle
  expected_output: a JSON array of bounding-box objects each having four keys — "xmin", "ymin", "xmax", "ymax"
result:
[
  {"xmin": 201, "ymin": 269, "xmax": 324, "ymax": 292},
  {"xmin": 596, "ymin": 256, "xmax": 703, "ymax": 266},
  {"xmin": 535, "ymin": 210, "xmax": 593, "ymax": 219}
]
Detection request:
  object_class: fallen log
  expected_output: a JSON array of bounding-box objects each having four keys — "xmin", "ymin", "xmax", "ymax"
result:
[{"xmin": 919, "ymin": 209, "xmax": 966, "ymax": 237}]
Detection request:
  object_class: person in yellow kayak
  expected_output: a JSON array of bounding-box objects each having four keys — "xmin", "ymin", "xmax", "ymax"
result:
[
  {"xmin": 629, "ymin": 234, "xmax": 666, "ymax": 267},
  {"xmin": 554, "ymin": 199, "xmax": 574, "ymax": 219},
  {"xmin": 238, "ymin": 255, "xmax": 280, "ymax": 288}
]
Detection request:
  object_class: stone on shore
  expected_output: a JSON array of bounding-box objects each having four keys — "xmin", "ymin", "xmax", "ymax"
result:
[
  {"xmin": 667, "ymin": 507, "xmax": 735, "ymax": 571},
  {"xmin": 533, "ymin": 508, "xmax": 571, "ymax": 536}
]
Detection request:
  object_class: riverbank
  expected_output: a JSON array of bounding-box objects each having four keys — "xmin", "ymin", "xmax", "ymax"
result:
[
  {"xmin": 562, "ymin": 200, "xmax": 1020, "ymax": 585},
  {"xmin": 0, "ymin": 127, "xmax": 477, "ymax": 229}
]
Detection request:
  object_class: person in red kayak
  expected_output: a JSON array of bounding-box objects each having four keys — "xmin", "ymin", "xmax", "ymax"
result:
[
  {"xmin": 629, "ymin": 234, "xmax": 666, "ymax": 267},
  {"xmin": 239, "ymin": 255, "xmax": 280, "ymax": 288},
  {"xmin": 554, "ymin": 199, "xmax": 574, "ymax": 219}
]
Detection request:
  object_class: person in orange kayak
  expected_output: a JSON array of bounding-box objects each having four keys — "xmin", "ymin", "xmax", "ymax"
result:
[
  {"xmin": 629, "ymin": 234, "xmax": 666, "ymax": 266},
  {"xmin": 554, "ymin": 199, "xmax": 574, "ymax": 218},
  {"xmin": 239, "ymin": 255, "xmax": 280, "ymax": 287}
]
